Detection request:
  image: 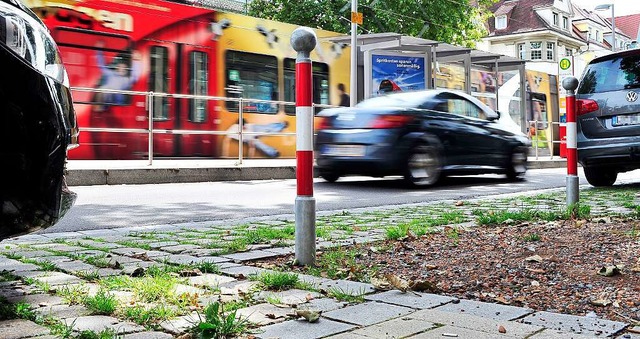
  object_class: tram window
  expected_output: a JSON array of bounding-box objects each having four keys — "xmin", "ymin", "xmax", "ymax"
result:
[
  {"xmin": 225, "ymin": 51, "xmax": 278, "ymax": 114},
  {"xmin": 189, "ymin": 51, "xmax": 208, "ymax": 123},
  {"xmin": 149, "ymin": 46, "xmax": 169, "ymax": 120},
  {"xmin": 283, "ymin": 58, "xmax": 330, "ymax": 115}
]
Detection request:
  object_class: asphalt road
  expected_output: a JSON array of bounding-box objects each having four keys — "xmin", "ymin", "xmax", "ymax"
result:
[{"xmin": 45, "ymin": 167, "xmax": 640, "ymax": 233}]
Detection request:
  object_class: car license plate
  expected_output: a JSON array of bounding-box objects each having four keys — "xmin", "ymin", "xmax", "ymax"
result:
[
  {"xmin": 322, "ymin": 145, "xmax": 365, "ymax": 157},
  {"xmin": 612, "ymin": 114, "xmax": 640, "ymax": 126}
]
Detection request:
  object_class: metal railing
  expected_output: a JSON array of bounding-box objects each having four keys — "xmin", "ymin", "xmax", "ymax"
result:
[
  {"xmin": 71, "ymin": 87, "xmax": 337, "ymax": 165},
  {"xmin": 527, "ymin": 120, "xmax": 567, "ymax": 160}
]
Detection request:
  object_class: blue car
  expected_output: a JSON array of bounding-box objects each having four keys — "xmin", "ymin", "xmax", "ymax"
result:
[
  {"xmin": 0, "ymin": 0, "xmax": 79, "ymax": 237},
  {"xmin": 315, "ymin": 89, "xmax": 530, "ymax": 186}
]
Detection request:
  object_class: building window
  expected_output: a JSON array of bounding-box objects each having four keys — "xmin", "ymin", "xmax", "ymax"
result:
[
  {"xmin": 530, "ymin": 41, "xmax": 542, "ymax": 60},
  {"xmin": 553, "ymin": 13, "xmax": 559, "ymax": 26},
  {"xmin": 495, "ymin": 15, "xmax": 507, "ymax": 29},
  {"xmin": 517, "ymin": 43, "xmax": 526, "ymax": 60},
  {"xmin": 588, "ymin": 27, "xmax": 593, "ymax": 40},
  {"xmin": 562, "ymin": 16, "xmax": 568, "ymax": 30},
  {"xmin": 546, "ymin": 42, "xmax": 555, "ymax": 60},
  {"xmin": 566, "ymin": 48, "xmax": 573, "ymax": 56},
  {"xmin": 596, "ymin": 30, "xmax": 601, "ymax": 42}
]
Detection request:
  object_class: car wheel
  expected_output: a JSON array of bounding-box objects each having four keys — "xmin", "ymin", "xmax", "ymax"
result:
[
  {"xmin": 584, "ymin": 166, "xmax": 617, "ymax": 187},
  {"xmin": 319, "ymin": 170, "xmax": 340, "ymax": 183},
  {"xmin": 506, "ymin": 147, "xmax": 528, "ymax": 181},
  {"xmin": 404, "ymin": 144, "xmax": 441, "ymax": 187}
]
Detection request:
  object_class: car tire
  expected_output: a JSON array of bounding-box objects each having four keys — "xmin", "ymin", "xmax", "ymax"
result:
[
  {"xmin": 404, "ymin": 144, "xmax": 442, "ymax": 187},
  {"xmin": 584, "ymin": 166, "xmax": 617, "ymax": 187},
  {"xmin": 506, "ymin": 146, "xmax": 528, "ymax": 181},
  {"xmin": 319, "ymin": 170, "xmax": 340, "ymax": 183}
]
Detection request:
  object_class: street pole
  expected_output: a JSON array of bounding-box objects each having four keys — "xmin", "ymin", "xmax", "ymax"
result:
[
  {"xmin": 350, "ymin": 0, "xmax": 357, "ymax": 107},
  {"xmin": 611, "ymin": 5, "xmax": 616, "ymax": 51},
  {"xmin": 290, "ymin": 27, "xmax": 316, "ymax": 266},
  {"xmin": 562, "ymin": 77, "xmax": 579, "ymax": 207}
]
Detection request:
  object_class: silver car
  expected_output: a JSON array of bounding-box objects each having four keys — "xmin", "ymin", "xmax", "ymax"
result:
[{"xmin": 576, "ymin": 49, "xmax": 640, "ymax": 186}]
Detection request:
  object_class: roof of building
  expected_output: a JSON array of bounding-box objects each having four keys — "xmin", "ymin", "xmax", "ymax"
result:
[
  {"xmin": 612, "ymin": 14, "xmax": 640, "ymax": 41},
  {"xmin": 486, "ymin": 0, "xmax": 579, "ymax": 41}
]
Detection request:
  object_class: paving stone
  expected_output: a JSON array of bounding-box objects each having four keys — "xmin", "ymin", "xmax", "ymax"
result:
[
  {"xmin": 187, "ymin": 273, "xmax": 236, "ymax": 288},
  {"xmin": 40, "ymin": 232, "xmax": 83, "ymax": 239},
  {"xmin": 434, "ymin": 299, "xmax": 534, "ymax": 321},
  {"xmin": 160, "ymin": 244, "xmax": 201, "ymax": 254},
  {"xmin": 323, "ymin": 332, "xmax": 369, "ymax": 339},
  {"xmin": 302, "ymin": 298, "xmax": 348, "ymax": 313},
  {"xmin": 263, "ymin": 246, "xmax": 295, "ymax": 255},
  {"xmin": 0, "ymin": 262, "xmax": 40, "ymax": 272},
  {"xmin": 161, "ymin": 254, "xmax": 199, "ymax": 265},
  {"xmin": 236, "ymin": 303, "xmax": 292, "ymax": 326},
  {"xmin": 219, "ymin": 281, "xmax": 261, "ymax": 296},
  {"xmin": 110, "ymin": 247, "xmax": 149, "ymax": 257},
  {"xmin": 221, "ymin": 250, "xmax": 281, "ymax": 262},
  {"xmin": 35, "ymin": 272, "xmax": 83, "ymax": 286},
  {"xmin": 35, "ymin": 304, "xmax": 93, "ymax": 319},
  {"xmin": 75, "ymin": 240, "xmax": 123, "ymax": 250},
  {"xmin": 75, "ymin": 250, "xmax": 106, "ymax": 257},
  {"xmin": 409, "ymin": 324, "xmax": 513, "ymax": 338},
  {"xmin": 104, "ymin": 254, "xmax": 141, "ymax": 265},
  {"xmin": 528, "ymin": 329, "xmax": 608, "ymax": 338},
  {"xmin": 147, "ymin": 241, "xmax": 180, "ymax": 250},
  {"xmin": 29, "ymin": 256, "xmax": 73, "ymax": 264},
  {"xmin": 410, "ymin": 309, "xmax": 543, "ymax": 338},
  {"xmin": 173, "ymin": 284, "xmax": 207, "ymax": 296},
  {"xmin": 256, "ymin": 318, "xmax": 357, "ymax": 339},
  {"xmin": 6, "ymin": 250, "xmax": 53, "ymax": 259},
  {"xmin": 76, "ymin": 229, "xmax": 123, "ymax": 237},
  {"xmin": 0, "ymin": 319, "xmax": 50, "ymax": 339},
  {"xmin": 36, "ymin": 244, "xmax": 86, "ymax": 253},
  {"xmin": 55, "ymin": 260, "xmax": 98, "ymax": 273},
  {"xmin": 122, "ymin": 331, "xmax": 174, "ymax": 339},
  {"xmin": 365, "ymin": 290, "xmax": 454, "ymax": 309},
  {"xmin": 315, "ymin": 279, "xmax": 376, "ymax": 295},
  {"xmin": 257, "ymin": 289, "xmax": 322, "ymax": 306},
  {"xmin": 7, "ymin": 234, "xmax": 49, "ymax": 243},
  {"xmin": 519, "ymin": 311, "xmax": 628, "ymax": 337},
  {"xmin": 0, "ymin": 287, "xmax": 29, "ymax": 300},
  {"xmin": 159, "ymin": 312, "xmax": 199, "ymax": 335},
  {"xmin": 63, "ymin": 315, "xmax": 144, "ymax": 334},
  {"xmin": 323, "ymin": 301, "xmax": 414, "ymax": 326},
  {"xmin": 6, "ymin": 293, "xmax": 64, "ymax": 306},
  {"xmin": 219, "ymin": 265, "xmax": 268, "ymax": 278},
  {"xmin": 189, "ymin": 255, "xmax": 231, "ymax": 264},
  {"xmin": 352, "ymin": 316, "xmax": 437, "ymax": 338}
]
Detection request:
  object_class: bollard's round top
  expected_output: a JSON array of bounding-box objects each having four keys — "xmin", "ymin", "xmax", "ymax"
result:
[
  {"xmin": 562, "ymin": 77, "xmax": 579, "ymax": 91},
  {"xmin": 290, "ymin": 27, "xmax": 317, "ymax": 53}
]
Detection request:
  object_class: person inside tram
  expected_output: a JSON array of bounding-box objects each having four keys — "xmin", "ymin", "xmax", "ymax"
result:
[{"xmin": 93, "ymin": 40, "xmax": 142, "ymax": 111}]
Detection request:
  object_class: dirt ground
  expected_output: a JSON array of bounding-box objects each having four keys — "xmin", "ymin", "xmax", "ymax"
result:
[{"xmin": 256, "ymin": 218, "xmax": 640, "ymax": 324}]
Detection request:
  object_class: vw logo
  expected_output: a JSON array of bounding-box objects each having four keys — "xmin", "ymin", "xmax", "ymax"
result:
[{"xmin": 627, "ymin": 91, "xmax": 638, "ymax": 102}]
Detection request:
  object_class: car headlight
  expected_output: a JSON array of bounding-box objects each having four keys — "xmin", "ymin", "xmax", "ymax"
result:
[{"xmin": 0, "ymin": 1, "xmax": 69, "ymax": 86}]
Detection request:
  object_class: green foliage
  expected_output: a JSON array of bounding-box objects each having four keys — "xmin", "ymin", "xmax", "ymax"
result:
[
  {"xmin": 0, "ymin": 299, "xmax": 37, "ymax": 321},
  {"xmin": 523, "ymin": 233, "xmax": 541, "ymax": 242},
  {"xmin": 247, "ymin": 0, "xmax": 498, "ymax": 47},
  {"xmin": 326, "ymin": 287, "xmax": 365, "ymax": 303},
  {"xmin": 192, "ymin": 302, "xmax": 249, "ymax": 339},
  {"xmin": 122, "ymin": 304, "xmax": 177, "ymax": 326},
  {"xmin": 251, "ymin": 271, "xmax": 299, "ymax": 290},
  {"xmin": 85, "ymin": 290, "xmax": 118, "ymax": 315}
]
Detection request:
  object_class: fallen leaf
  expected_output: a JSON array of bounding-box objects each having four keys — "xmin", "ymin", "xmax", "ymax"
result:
[
  {"xmin": 410, "ymin": 279, "xmax": 437, "ymax": 292},
  {"xmin": 494, "ymin": 296, "xmax": 510, "ymax": 305},
  {"xmin": 525, "ymin": 255, "xmax": 544, "ymax": 263},
  {"xmin": 590, "ymin": 299, "xmax": 611, "ymax": 307},
  {"xmin": 498, "ymin": 325, "xmax": 507, "ymax": 333},
  {"xmin": 371, "ymin": 276, "xmax": 392, "ymax": 291},
  {"xmin": 598, "ymin": 264, "xmax": 625, "ymax": 277},
  {"xmin": 385, "ymin": 273, "xmax": 411, "ymax": 293},
  {"xmin": 295, "ymin": 309, "xmax": 321, "ymax": 323},
  {"xmin": 455, "ymin": 201, "xmax": 464, "ymax": 206}
]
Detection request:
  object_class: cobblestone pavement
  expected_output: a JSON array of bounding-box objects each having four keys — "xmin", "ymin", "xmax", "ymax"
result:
[{"xmin": 0, "ymin": 187, "xmax": 638, "ymax": 338}]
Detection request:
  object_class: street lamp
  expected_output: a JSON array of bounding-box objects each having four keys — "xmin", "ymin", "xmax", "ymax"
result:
[{"xmin": 595, "ymin": 3, "xmax": 616, "ymax": 52}]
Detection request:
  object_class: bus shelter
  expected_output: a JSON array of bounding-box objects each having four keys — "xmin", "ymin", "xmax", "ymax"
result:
[{"xmin": 327, "ymin": 33, "xmax": 527, "ymax": 132}]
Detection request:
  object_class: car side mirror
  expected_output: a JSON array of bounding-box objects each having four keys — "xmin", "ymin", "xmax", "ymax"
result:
[{"xmin": 487, "ymin": 110, "xmax": 500, "ymax": 121}]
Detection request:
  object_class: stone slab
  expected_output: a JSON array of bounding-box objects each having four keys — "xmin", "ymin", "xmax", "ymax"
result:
[
  {"xmin": 258, "ymin": 289, "xmax": 322, "ymax": 306},
  {"xmin": 35, "ymin": 304, "xmax": 93, "ymax": 319},
  {"xmin": 122, "ymin": 332, "xmax": 174, "ymax": 339},
  {"xmin": 323, "ymin": 301, "xmax": 414, "ymax": 326},
  {"xmin": 300, "ymin": 298, "xmax": 348, "ymax": 313},
  {"xmin": 434, "ymin": 299, "xmax": 534, "ymax": 321},
  {"xmin": 409, "ymin": 324, "xmax": 513, "ymax": 338},
  {"xmin": 519, "ymin": 311, "xmax": 628, "ymax": 337},
  {"xmin": 315, "ymin": 278, "xmax": 375, "ymax": 295},
  {"xmin": 352, "ymin": 316, "xmax": 437, "ymax": 338},
  {"xmin": 365, "ymin": 290, "xmax": 455, "ymax": 309},
  {"xmin": 410, "ymin": 309, "xmax": 543, "ymax": 338},
  {"xmin": 35, "ymin": 271, "xmax": 83, "ymax": 286},
  {"xmin": 528, "ymin": 329, "xmax": 608, "ymax": 338},
  {"xmin": 0, "ymin": 319, "xmax": 49, "ymax": 339},
  {"xmin": 220, "ymin": 250, "xmax": 281, "ymax": 262},
  {"xmin": 159, "ymin": 244, "xmax": 201, "ymax": 254},
  {"xmin": 163, "ymin": 254, "xmax": 200, "ymax": 265},
  {"xmin": 256, "ymin": 318, "xmax": 357, "ymax": 339},
  {"xmin": 187, "ymin": 273, "xmax": 236, "ymax": 288},
  {"xmin": 219, "ymin": 265, "xmax": 268, "ymax": 278},
  {"xmin": 63, "ymin": 315, "xmax": 144, "ymax": 334},
  {"xmin": 159, "ymin": 312, "xmax": 199, "ymax": 335},
  {"xmin": 6, "ymin": 293, "xmax": 64, "ymax": 306},
  {"xmin": 235, "ymin": 303, "xmax": 292, "ymax": 326}
]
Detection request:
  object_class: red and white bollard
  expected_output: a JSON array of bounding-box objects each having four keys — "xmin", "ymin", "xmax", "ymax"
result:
[
  {"xmin": 290, "ymin": 27, "xmax": 316, "ymax": 266},
  {"xmin": 562, "ymin": 77, "xmax": 579, "ymax": 206}
]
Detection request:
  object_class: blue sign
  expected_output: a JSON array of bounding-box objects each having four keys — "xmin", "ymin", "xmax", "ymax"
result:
[{"xmin": 371, "ymin": 54, "xmax": 425, "ymax": 97}]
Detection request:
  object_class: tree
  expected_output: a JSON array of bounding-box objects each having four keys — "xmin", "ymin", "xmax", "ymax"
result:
[{"xmin": 247, "ymin": 0, "xmax": 498, "ymax": 48}]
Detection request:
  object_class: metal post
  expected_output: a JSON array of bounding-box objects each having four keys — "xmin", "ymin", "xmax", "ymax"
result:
[
  {"xmin": 148, "ymin": 92, "xmax": 154, "ymax": 166},
  {"xmin": 291, "ymin": 27, "xmax": 317, "ymax": 266},
  {"xmin": 238, "ymin": 98, "xmax": 244, "ymax": 165},
  {"xmin": 563, "ymin": 77, "xmax": 579, "ymax": 206},
  {"xmin": 350, "ymin": 0, "xmax": 357, "ymax": 107}
]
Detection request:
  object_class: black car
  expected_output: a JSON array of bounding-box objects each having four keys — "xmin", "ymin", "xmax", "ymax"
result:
[
  {"xmin": 0, "ymin": 0, "xmax": 79, "ymax": 238},
  {"xmin": 576, "ymin": 48, "xmax": 640, "ymax": 186},
  {"xmin": 315, "ymin": 89, "xmax": 530, "ymax": 186}
]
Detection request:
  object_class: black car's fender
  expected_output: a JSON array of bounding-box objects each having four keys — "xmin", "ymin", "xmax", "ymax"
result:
[{"xmin": 398, "ymin": 132, "xmax": 445, "ymax": 162}]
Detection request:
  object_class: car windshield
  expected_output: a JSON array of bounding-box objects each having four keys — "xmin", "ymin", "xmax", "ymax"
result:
[
  {"xmin": 356, "ymin": 92, "xmax": 432, "ymax": 108},
  {"xmin": 577, "ymin": 53, "xmax": 640, "ymax": 94}
]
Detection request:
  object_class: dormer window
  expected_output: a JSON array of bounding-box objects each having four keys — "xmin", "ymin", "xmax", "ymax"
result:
[
  {"xmin": 553, "ymin": 13, "xmax": 559, "ymax": 26},
  {"xmin": 495, "ymin": 15, "xmax": 507, "ymax": 29},
  {"xmin": 562, "ymin": 16, "xmax": 568, "ymax": 30}
]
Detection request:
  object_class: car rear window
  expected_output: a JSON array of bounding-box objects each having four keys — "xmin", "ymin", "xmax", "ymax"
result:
[{"xmin": 577, "ymin": 53, "xmax": 640, "ymax": 94}]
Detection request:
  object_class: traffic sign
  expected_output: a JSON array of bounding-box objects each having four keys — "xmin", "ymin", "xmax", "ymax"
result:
[
  {"xmin": 351, "ymin": 12, "xmax": 363, "ymax": 25},
  {"xmin": 559, "ymin": 58, "xmax": 571, "ymax": 71}
]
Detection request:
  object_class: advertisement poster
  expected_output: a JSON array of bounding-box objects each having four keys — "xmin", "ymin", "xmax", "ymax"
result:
[{"xmin": 371, "ymin": 54, "xmax": 425, "ymax": 97}]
